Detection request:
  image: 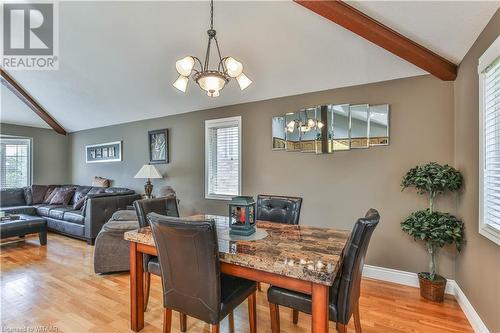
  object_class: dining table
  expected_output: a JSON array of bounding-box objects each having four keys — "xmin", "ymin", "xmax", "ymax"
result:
[{"xmin": 124, "ymin": 214, "xmax": 350, "ymax": 333}]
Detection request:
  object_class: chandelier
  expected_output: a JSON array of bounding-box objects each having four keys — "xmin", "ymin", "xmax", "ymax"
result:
[{"xmin": 172, "ymin": 0, "xmax": 252, "ymax": 97}]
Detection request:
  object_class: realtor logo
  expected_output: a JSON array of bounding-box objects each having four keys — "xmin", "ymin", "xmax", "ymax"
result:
[{"xmin": 2, "ymin": 2, "xmax": 59, "ymax": 70}]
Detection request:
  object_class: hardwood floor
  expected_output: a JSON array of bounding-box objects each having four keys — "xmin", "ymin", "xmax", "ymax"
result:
[{"xmin": 1, "ymin": 233, "xmax": 473, "ymax": 333}]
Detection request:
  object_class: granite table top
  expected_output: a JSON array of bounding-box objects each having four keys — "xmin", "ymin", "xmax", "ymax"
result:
[{"xmin": 124, "ymin": 215, "xmax": 350, "ymax": 286}]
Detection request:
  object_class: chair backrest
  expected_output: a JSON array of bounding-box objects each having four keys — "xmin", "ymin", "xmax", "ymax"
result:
[
  {"xmin": 149, "ymin": 214, "xmax": 221, "ymax": 324},
  {"xmin": 256, "ymin": 194, "xmax": 303, "ymax": 225},
  {"xmin": 133, "ymin": 197, "xmax": 179, "ymax": 228},
  {"xmin": 333, "ymin": 208, "xmax": 380, "ymax": 324}
]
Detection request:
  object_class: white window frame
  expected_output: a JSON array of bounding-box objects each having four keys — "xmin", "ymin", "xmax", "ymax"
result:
[
  {"xmin": 0, "ymin": 135, "xmax": 33, "ymax": 188},
  {"xmin": 478, "ymin": 36, "xmax": 500, "ymax": 245},
  {"xmin": 205, "ymin": 116, "xmax": 242, "ymax": 200}
]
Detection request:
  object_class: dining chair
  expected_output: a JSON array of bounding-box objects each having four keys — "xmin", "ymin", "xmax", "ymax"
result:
[
  {"xmin": 256, "ymin": 194, "xmax": 303, "ymax": 225},
  {"xmin": 149, "ymin": 214, "xmax": 258, "ymax": 333},
  {"xmin": 133, "ymin": 197, "xmax": 179, "ymax": 313},
  {"xmin": 256, "ymin": 194, "xmax": 303, "ymax": 306},
  {"xmin": 267, "ymin": 208, "xmax": 380, "ymax": 333}
]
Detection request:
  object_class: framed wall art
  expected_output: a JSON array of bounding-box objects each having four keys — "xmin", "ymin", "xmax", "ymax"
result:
[
  {"xmin": 149, "ymin": 129, "xmax": 169, "ymax": 164},
  {"xmin": 86, "ymin": 141, "xmax": 122, "ymax": 163}
]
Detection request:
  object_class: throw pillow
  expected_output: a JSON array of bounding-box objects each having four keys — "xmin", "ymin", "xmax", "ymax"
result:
[
  {"xmin": 32, "ymin": 185, "xmax": 49, "ymax": 204},
  {"xmin": 42, "ymin": 186, "xmax": 58, "ymax": 204},
  {"xmin": 49, "ymin": 188, "xmax": 76, "ymax": 205},
  {"xmin": 92, "ymin": 176, "xmax": 110, "ymax": 188},
  {"xmin": 73, "ymin": 195, "xmax": 86, "ymax": 210}
]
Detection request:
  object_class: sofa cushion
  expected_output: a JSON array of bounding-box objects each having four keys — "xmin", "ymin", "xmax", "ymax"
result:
[
  {"xmin": 31, "ymin": 185, "xmax": 49, "ymax": 204},
  {"xmin": 0, "ymin": 188, "xmax": 26, "ymax": 207},
  {"xmin": 50, "ymin": 188, "xmax": 76, "ymax": 205},
  {"xmin": 36, "ymin": 204, "xmax": 63, "ymax": 217},
  {"xmin": 48, "ymin": 206, "xmax": 74, "ymax": 220},
  {"xmin": 0, "ymin": 205, "xmax": 36, "ymax": 215},
  {"xmin": 23, "ymin": 187, "xmax": 33, "ymax": 205},
  {"xmin": 63, "ymin": 210, "xmax": 85, "ymax": 224},
  {"xmin": 73, "ymin": 196, "xmax": 86, "ymax": 210},
  {"xmin": 105, "ymin": 187, "xmax": 134, "ymax": 195},
  {"xmin": 88, "ymin": 187, "xmax": 106, "ymax": 196},
  {"xmin": 72, "ymin": 186, "xmax": 92, "ymax": 205},
  {"xmin": 42, "ymin": 186, "xmax": 58, "ymax": 204}
]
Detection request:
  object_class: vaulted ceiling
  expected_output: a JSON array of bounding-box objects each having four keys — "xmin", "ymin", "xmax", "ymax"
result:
[{"xmin": 1, "ymin": 1, "xmax": 498, "ymax": 132}]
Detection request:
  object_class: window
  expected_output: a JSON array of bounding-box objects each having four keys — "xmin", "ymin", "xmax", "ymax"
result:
[
  {"xmin": 0, "ymin": 136, "xmax": 32, "ymax": 188},
  {"xmin": 479, "ymin": 36, "xmax": 500, "ymax": 245},
  {"xmin": 205, "ymin": 116, "xmax": 241, "ymax": 200}
]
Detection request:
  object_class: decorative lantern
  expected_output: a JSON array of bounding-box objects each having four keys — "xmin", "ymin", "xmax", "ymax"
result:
[{"xmin": 228, "ymin": 196, "xmax": 256, "ymax": 236}]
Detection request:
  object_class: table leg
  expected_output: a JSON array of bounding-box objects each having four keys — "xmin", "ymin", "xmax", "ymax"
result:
[
  {"xmin": 130, "ymin": 242, "xmax": 144, "ymax": 331},
  {"xmin": 311, "ymin": 283, "xmax": 329, "ymax": 333}
]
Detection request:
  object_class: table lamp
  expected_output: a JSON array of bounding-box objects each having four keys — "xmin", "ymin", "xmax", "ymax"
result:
[{"xmin": 134, "ymin": 164, "xmax": 163, "ymax": 198}]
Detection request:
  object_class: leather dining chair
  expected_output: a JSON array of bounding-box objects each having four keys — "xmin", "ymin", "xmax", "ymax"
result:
[
  {"xmin": 256, "ymin": 194, "xmax": 303, "ymax": 226},
  {"xmin": 149, "ymin": 214, "xmax": 257, "ymax": 333},
  {"xmin": 267, "ymin": 209, "xmax": 380, "ymax": 333},
  {"xmin": 256, "ymin": 194, "xmax": 303, "ymax": 318},
  {"xmin": 133, "ymin": 197, "xmax": 179, "ymax": 312}
]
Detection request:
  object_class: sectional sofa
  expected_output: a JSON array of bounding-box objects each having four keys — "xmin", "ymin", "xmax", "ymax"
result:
[{"xmin": 0, "ymin": 185, "xmax": 141, "ymax": 245}]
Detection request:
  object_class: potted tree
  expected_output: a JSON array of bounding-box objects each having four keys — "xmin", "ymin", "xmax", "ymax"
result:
[{"xmin": 401, "ymin": 162, "xmax": 464, "ymax": 302}]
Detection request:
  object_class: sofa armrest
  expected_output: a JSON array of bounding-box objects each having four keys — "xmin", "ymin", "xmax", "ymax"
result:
[{"xmin": 84, "ymin": 193, "xmax": 141, "ymax": 240}]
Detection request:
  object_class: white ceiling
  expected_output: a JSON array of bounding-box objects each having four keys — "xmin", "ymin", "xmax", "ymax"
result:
[{"xmin": 1, "ymin": 1, "xmax": 498, "ymax": 133}]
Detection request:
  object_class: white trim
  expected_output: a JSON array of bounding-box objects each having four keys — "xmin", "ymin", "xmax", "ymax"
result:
[
  {"xmin": 478, "ymin": 36, "xmax": 500, "ymax": 246},
  {"xmin": 204, "ymin": 116, "xmax": 242, "ymax": 200},
  {"xmin": 362, "ymin": 265, "xmax": 490, "ymax": 333}
]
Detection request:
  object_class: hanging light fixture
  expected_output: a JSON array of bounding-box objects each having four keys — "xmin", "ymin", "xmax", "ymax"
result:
[{"xmin": 173, "ymin": 0, "xmax": 252, "ymax": 97}]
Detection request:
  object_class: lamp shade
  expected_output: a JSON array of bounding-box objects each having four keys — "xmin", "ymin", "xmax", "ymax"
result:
[{"xmin": 134, "ymin": 165, "xmax": 163, "ymax": 179}]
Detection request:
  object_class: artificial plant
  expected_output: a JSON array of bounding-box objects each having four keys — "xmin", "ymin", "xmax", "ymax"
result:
[{"xmin": 401, "ymin": 162, "xmax": 464, "ymax": 281}]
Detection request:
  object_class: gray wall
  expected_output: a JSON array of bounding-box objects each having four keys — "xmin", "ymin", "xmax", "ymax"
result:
[
  {"xmin": 454, "ymin": 9, "xmax": 500, "ymax": 333},
  {"xmin": 0, "ymin": 123, "xmax": 70, "ymax": 185},
  {"xmin": 70, "ymin": 74, "xmax": 457, "ymax": 278}
]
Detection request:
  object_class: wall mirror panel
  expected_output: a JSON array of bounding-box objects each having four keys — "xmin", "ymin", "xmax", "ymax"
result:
[
  {"xmin": 328, "ymin": 104, "xmax": 350, "ymax": 152},
  {"xmin": 300, "ymin": 107, "xmax": 321, "ymax": 153},
  {"xmin": 273, "ymin": 103, "xmax": 389, "ymax": 155},
  {"xmin": 350, "ymin": 104, "xmax": 369, "ymax": 149},
  {"xmin": 285, "ymin": 113, "xmax": 301, "ymax": 152},
  {"xmin": 272, "ymin": 116, "xmax": 286, "ymax": 150},
  {"xmin": 369, "ymin": 104, "xmax": 390, "ymax": 146}
]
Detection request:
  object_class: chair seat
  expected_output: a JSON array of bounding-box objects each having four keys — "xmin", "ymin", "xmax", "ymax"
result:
[
  {"xmin": 267, "ymin": 286, "xmax": 338, "ymax": 322},
  {"xmin": 219, "ymin": 274, "xmax": 256, "ymax": 320}
]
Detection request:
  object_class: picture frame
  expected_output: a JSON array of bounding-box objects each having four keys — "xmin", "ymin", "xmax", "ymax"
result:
[
  {"xmin": 148, "ymin": 129, "xmax": 169, "ymax": 164},
  {"xmin": 86, "ymin": 141, "xmax": 122, "ymax": 163}
]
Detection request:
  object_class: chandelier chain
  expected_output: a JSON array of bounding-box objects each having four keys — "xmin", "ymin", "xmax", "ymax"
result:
[{"xmin": 210, "ymin": 0, "xmax": 214, "ymax": 30}]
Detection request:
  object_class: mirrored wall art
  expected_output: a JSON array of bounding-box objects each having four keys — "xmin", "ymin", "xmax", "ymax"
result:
[
  {"xmin": 369, "ymin": 104, "xmax": 390, "ymax": 146},
  {"xmin": 350, "ymin": 104, "xmax": 369, "ymax": 149},
  {"xmin": 272, "ymin": 103, "xmax": 390, "ymax": 154},
  {"xmin": 272, "ymin": 116, "xmax": 286, "ymax": 150}
]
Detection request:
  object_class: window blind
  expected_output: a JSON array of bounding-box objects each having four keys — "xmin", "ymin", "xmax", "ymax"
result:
[
  {"xmin": 482, "ymin": 56, "xmax": 500, "ymax": 229},
  {"xmin": 206, "ymin": 118, "xmax": 240, "ymax": 198},
  {"xmin": 0, "ymin": 137, "xmax": 31, "ymax": 188}
]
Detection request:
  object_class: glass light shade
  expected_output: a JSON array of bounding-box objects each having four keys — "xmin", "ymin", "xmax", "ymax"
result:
[
  {"xmin": 307, "ymin": 118, "xmax": 316, "ymax": 128},
  {"xmin": 300, "ymin": 125, "xmax": 310, "ymax": 132},
  {"xmin": 197, "ymin": 74, "xmax": 226, "ymax": 96},
  {"xmin": 287, "ymin": 120, "xmax": 295, "ymax": 128},
  {"xmin": 317, "ymin": 121, "xmax": 324, "ymax": 129},
  {"xmin": 175, "ymin": 56, "xmax": 195, "ymax": 76},
  {"xmin": 173, "ymin": 75, "xmax": 189, "ymax": 92},
  {"xmin": 236, "ymin": 73, "xmax": 252, "ymax": 90},
  {"xmin": 224, "ymin": 57, "xmax": 243, "ymax": 78}
]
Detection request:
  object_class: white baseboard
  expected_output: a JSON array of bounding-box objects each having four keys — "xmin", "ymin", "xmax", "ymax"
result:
[{"xmin": 362, "ymin": 265, "xmax": 490, "ymax": 333}]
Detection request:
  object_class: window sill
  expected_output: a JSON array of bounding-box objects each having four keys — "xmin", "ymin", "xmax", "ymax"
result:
[
  {"xmin": 205, "ymin": 194, "xmax": 235, "ymax": 201},
  {"xmin": 479, "ymin": 223, "xmax": 500, "ymax": 246}
]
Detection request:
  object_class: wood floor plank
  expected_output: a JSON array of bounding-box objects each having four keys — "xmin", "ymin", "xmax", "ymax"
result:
[{"xmin": 1, "ymin": 233, "xmax": 474, "ymax": 333}]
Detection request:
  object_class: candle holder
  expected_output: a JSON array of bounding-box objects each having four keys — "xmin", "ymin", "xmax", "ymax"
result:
[{"xmin": 228, "ymin": 196, "xmax": 256, "ymax": 236}]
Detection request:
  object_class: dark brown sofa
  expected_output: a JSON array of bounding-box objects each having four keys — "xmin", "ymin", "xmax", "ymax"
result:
[{"xmin": 0, "ymin": 185, "xmax": 141, "ymax": 245}]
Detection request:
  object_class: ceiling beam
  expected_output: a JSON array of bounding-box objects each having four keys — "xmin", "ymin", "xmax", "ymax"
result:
[
  {"xmin": 294, "ymin": 0, "xmax": 457, "ymax": 81},
  {"xmin": 0, "ymin": 68, "xmax": 66, "ymax": 135}
]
